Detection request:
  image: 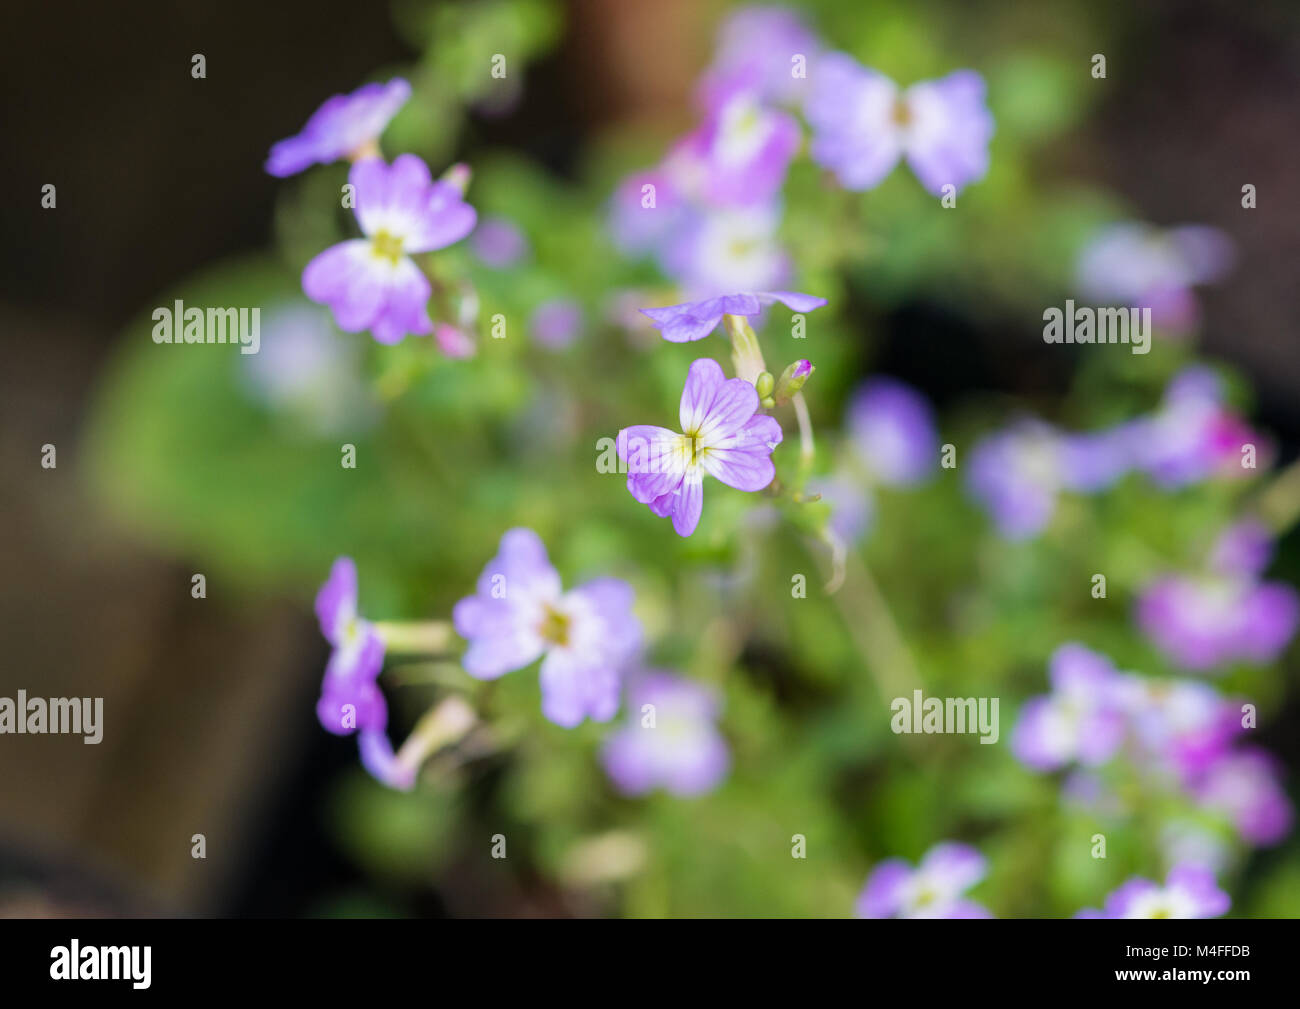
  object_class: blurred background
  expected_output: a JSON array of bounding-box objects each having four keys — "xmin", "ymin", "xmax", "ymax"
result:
[{"xmin": 1, "ymin": 0, "xmax": 1298, "ymax": 917}]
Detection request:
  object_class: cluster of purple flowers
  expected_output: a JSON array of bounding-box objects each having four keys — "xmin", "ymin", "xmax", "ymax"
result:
[
  {"xmin": 266, "ymin": 79, "xmax": 478, "ymax": 346},
  {"xmin": 312, "ymin": 532, "xmax": 731, "ymax": 796},
  {"xmin": 1012, "ymin": 643, "xmax": 1292, "ymax": 847},
  {"xmin": 856, "ymin": 842, "xmax": 992, "ymax": 918},
  {"xmin": 608, "ymin": 6, "xmax": 993, "ymax": 297},
  {"xmin": 1137, "ymin": 520, "xmax": 1299, "ymax": 673},
  {"xmin": 967, "ymin": 367, "xmax": 1265, "ymax": 540}
]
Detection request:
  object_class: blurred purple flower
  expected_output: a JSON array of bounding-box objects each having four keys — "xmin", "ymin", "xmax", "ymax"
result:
[
  {"xmin": 608, "ymin": 170, "xmax": 690, "ymax": 256},
  {"xmin": 856, "ymin": 842, "xmax": 993, "ymax": 919},
  {"xmin": 530, "ymin": 299, "xmax": 584, "ymax": 350},
  {"xmin": 471, "ymin": 216, "xmax": 529, "ymax": 268},
  {"xmin": 302, "ymin": 155, "xmax": 476, "ymax": 344},
  {"xmin": 452, "ymin": 529, "xmax": 641, "ymax": 728},
  {"xmin": 1011, "ymin": 643, "xmax": 1127, "ymax": 772},
  {"xmin": 1115, "ymin": 675, "xmax": 1242, "ymax": 780},
  {"xmin": 683, "ymin": 77, "xmax": 800, "ymax": 207},
  {"xmin": 1134, "ymin": 367, "xmax": 1265, "ymax": 488},
  {"xmin": 660, "ymin": 204, "xmax": 790, "ymax": 294},
  {"xmin": 698, "ymin": 5, "xmax": 823, "ymax": 107},
  {"xmin": 1076, "ymin": 223, "xmax": 1234, "ymax": 330},
  {"xmin": 640, "ymin": 290, "xmax": 825, "ymax": 343},
  {"xmin": 602, "ymin": 672, "xmax": 730, "ymax": 797},
  {"xmin": 805, "ymin": 55, "xmax": 993, "ymax": 195},
  {"xmin": 1137, "ymin": 522, "xmax": 1299, "ymax": 673},
  {"xmin": 846, "ymin": 378, "xmax": 938, "ymax": 486},
  {"xmin": 1192, "ymin": 748, "xmax": 1293, "ymax": 846},
  {"xmin": 313, "ymin": 558, "xmax": 414, "ymax": 791},
  {"xmin": 1077, "ymin": 863, "xmax": 1229, "ymax": 919},
  {"xmin": 806, "ymin": 473, "xmax": 873, "ymax": 545},
  {"xmin": 616, "ymin": 358, "xmax": 783, "ymax": 536},
  {"xmin": 266, "ymin": 78, "xmax": 410, "ymax": 177}
]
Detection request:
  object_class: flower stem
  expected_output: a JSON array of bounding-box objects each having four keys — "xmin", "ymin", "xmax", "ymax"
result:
[{"xmin": 372, "ymin": 620, "xmax": 456, "ymax": 655}]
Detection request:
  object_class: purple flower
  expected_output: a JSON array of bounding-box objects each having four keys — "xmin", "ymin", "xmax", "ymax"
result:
[
  {"xmin": 1192, "ymin": 748, "xmax": 1293, "ymax": 846},
  {"xmin": 601, "ymin": 672, "xmax": 730, "ymax": 796},
  {"xmin": 967, "ymin": 420, "xmax": 1129, "ymax": 539},
  {"xmin": 856, "ymin": 842, "xmax": 993, "ymax": 918},
  {"xmin": 302, "ymin": 155, "xmax": 476, "ymax": 344},
  {"xmin": 698, "ymin": 6, "xmax": 823, "ymax": 107},
  {"xmin": 530, "ymin": 299, "xmax": 584, "ymax": 350},
  {"xmin": 471, "ymin": 216, "xmax": 529, "ymax": 268},
  {"xmin": 684, "ymin": 77, "xmax": 800, "ymax": 207},
  {"xmin": 640, "ymin": 291, "xmax": 826, "ymax": 343},
  {"xmin": 1137, "ymin": 523, "xmax": 1299, "ymax": 673},
  {"xmin": 452, "ymin": 529, "xmax": 641, "ymax": 728},
  {"xmin": 266, "ymin": 78, "xmax": 411, "ymax": 177},
  {"xmin": 1077, "ymin": 223, "xmax": 1234, "ymax": 330},
  {"xmin": 805, "ymin": 55, "xmax": 993, "ymax": 195},
  {"xmin": 313, "ymin": 558, "xmax": 414, "ymax": 791},
  {"xmin": 607, "ymin": 170, "xmax": 689, "ymax": 257},
  {"xmin": 1115, "ymin": 675, "xmax": 1241, "ymax": 780},
  {"xmin": 616, "ymin": 358, "xmax": 783, "ymax": 536},
  {"xmin": 1133, "ymin": 367, "xmax": 1265, "ymax": 488},
  {"xmin": 660, "ymin": 204, "xmax": 790, "ymax": 294},
  {"xmin": 1078, "ymin": 863, "xmax": 1230, "ymax": 919},
  {"xmin": 846, "ymin": 378, "xmax": 938, "ymax": 486},
  {"xmin": 1011, "ymin": 643, "xmax": 1127, "ymax": 771}
]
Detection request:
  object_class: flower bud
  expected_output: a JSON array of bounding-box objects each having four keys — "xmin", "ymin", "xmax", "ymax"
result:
[{"xmin": 774, "ymin": 359, "xmax": 813, "ymax": 404}]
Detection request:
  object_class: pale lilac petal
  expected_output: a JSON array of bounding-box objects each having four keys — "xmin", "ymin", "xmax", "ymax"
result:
[
  {"xmin": 316, "ymin": 674, "xmax": 386, "ymax": 736},
  {"xmin": 761, "ymin": 291, "xmax": 828, "ymax": 313},
  {"xmin": 1105, "ymin": 878, "xmax": 1160, "ymax": 918},
  {"xmin": 302, "ymin": 240, "xmax": 387, "ymax": 332},
  {"xmin": 368, "ymin": 257, "xmax": 433, "ymax": 344},
  {"xmin": 700, "ymin": 413, "xmax": 782, "ymax": 491},
  {"xmin": 265, "ymin": 78, "xmax": 410, "ymax": 177},
  {"xmin": 405, "ymin": 181, "xmax": 478, "ymax": 253},
  {"xmin": 805, "ymin": 54, "xmax": 904, "ymax": 190},
  {"xmin": 681, "ymin": 358, "xmax": 758, "ymax": 437},
  {"xmin": 855, "ymin": 860, "xmax": 912, "ymax": 918},
  {"xmin": 670, "ymin": 473, "xmax": 705, "ymax": 537},
  {"xmin": 538, "ymin": 649, "xmax": 622, "ymax": 728},
  {"xmin": 903, "ymin": 70, "xmax": 994, "ymax": 195},
  {"xmin": 315, "ymin": 556, "xmax": 358, "ymax": 643},
  {"xmin": 617, "ymin": 425, "xmax": 687, "ymax": 503},
  {"xmin": 919, "ymin": 842, "xmax": 986, "ymax": 893},
  {"xmin": 1166, "ymin": 862, "xmax": 1230, "ymax": 918}
]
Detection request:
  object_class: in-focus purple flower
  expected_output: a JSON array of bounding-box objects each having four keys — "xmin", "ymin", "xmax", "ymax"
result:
[
  {"xmin": 530, "ymin": 298, "xmax": 584, "ymax": 350},
  {"xmin": 846, "ymin": 378, "xmax": 939, "ymax": 486},
  {"xmin": 856, "ymin": 842, "xmax": 993, "ymax": 919},
  {"xmin": 471, "ymin": 216, "xmax": 529, "ymax": 268},
  {"xmin": 1011, "ymin": 643, "xmax": 1127, "ymax": 771},
  {"xmin": 640, "ymin": 290, "xmax": 826, "ymax": 343},
  {"xmin": 1137, "ymin": 523, "xmax": 1299, "ymax": 673},
  {"xmin": 1077, "ymin": 223, "xmax": 1234, "ymax": 330},
  {"xmin": 805, "ymin": 55, "xmax": 993, "ymax": 195},
  {"xmin": 616, "ymin": 358, "xmax": 783, "ymax": 536},
  {"xmin": 967, "ymin": 420, "xmax": 1128, "ymax": 540},
  {"xmin": 452, "ymin": 529, "xmax": 641, "ymax": 728},
  {"xmin": 601, "ymin": 672, "xmax": 730, "ymax": 797},
  {"xmin": 1077, "ymin": 862, "xmax": 1230, "ymax": 919},
  {"xmin": 1192, "ymin": 748, "xmax": 1293, "ymax": 846},
  {"xmin": 266, "ymin": 78, "xmax": 411, "ymax": 177},
  {"xmin": 302, "ymin": 155, "xmax": 476, "ymax": 344},
  {"xmin": 683, "ymin": 76, "xmax": 800, "ymax": 207},
  {"xmin": 1133, "ymin": 367, "xmax": 1265, "ymax": 488},
  {"xmin": 698, "ymin": 5, "xmax": 823, "ymax": 107}
]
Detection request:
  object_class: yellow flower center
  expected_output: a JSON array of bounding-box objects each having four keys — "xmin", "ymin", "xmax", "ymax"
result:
[
  {"xmin": 539, "ymin": 605, "xmax": 571, "ymax": 647},
  {"xmin": 371, "ymin": 229, "xmax": 404, "ymax": 265}
]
